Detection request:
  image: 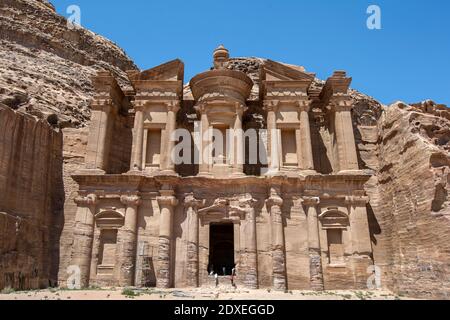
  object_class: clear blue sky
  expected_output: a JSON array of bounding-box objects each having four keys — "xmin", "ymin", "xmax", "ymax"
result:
[{"xmin": 54, "ymin": 0, "xmax": 450, "ymax": 105}]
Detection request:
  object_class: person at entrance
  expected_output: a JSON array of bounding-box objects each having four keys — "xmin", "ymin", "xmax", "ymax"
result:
[
  {"xmin": 215, "ymin": 273, "xmax": 219, "ymax": 288},
  {"xmin": 230, "ymin": 266, "xmax": 237, "ymax": 288}
]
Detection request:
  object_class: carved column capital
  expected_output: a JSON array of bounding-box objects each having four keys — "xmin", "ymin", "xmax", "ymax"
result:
[
  {"xmin": 120, "ymin": 194, "xmax": 142, "ymax": 207},
  {"xmin": 263, "ymin": 100, "xmax": 280, "ymax": 112},
  {"xmin": 157, "ymin": 191, "xmax": 178, "ymax": 207},
  {"xmin": 183, "ymin": 193, "xmax": 205, "ymax": 209},
  {"xmin": 302, "ymin": 196, "xmax": 320, "ymax": 207},
  {"xmin": 266, "ymin": 195, "xmax": 283, "ymax": 208},
  {"xmin": 74, "ymin": 193, "xmax": 98, "ymax": 207},
  {"xmin": 234, "ymin": 101, "xmax": 247, "ymax": 116},
  {"xmin": 328, "ymin": 95, "xmax": 353, "ymax": 112},
  {"xmin": 297, "ymin": 99, "xmax": 312, "ymax": 112},
  {"xmin": 194, "ymin": 102, "xmax": 208, "ymax": 114},
  {"xmin": 166, "ymin": 100, "xmax": 181, "ymax": 113},
  {"xmin": 238, "ymin": 196, "xmax": 258, "ymax": 208},
  {"xmin": 132, "ymin": 100, "xmax": 146, "ymax": 111},
  {"xmin": 229, "ymin": 197, "xmax": 257, "ymax": 219},
  {"xmin": 266, "ymin": 187, "xmax": 283, "ymax": 208}
]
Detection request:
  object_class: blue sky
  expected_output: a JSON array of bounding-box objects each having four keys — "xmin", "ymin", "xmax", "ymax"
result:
[{"xmin": 54, "ymin": 0, "xmax": 450, "ymax": 105}]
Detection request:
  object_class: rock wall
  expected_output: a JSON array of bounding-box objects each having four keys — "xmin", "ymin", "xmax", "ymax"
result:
[
  {"xmin": 361, "ymin": 102, "xmax": 450, "ymax": 299},
  {"xmin": 0, "ymin": 104, "xmax": 63, "ymax": 290},
  {"xmin": 0, "ymin": 0, "xmax": 138, "ymax": 288},
  {"xmin": 0, "ymin": 0, "xmax": 136, "ymax": 126}
]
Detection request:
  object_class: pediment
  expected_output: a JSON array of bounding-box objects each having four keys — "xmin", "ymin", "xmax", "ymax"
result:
[
  {"xmin": 95, "ymin": 210, "xmax": 125, "ymax": 228},
  {"xmin": 319, "ymin": 210, "xmax": 349, "ymax": 229},
  {"xmin": 262, "ymin": 60, "xmax": 315, "ymax": 82},
  {"xmin": 127, "ymin": 59, "xmax": 184, "ymax": 82}
]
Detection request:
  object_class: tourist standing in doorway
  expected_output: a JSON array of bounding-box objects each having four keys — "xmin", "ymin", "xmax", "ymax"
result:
[
  {"xmin": 215, "ymin": 273, "xmax": 219, "ymax": 288},
  {"xmin": 231, "ymin": 266, "xmax": 237, "ymax": 288}
]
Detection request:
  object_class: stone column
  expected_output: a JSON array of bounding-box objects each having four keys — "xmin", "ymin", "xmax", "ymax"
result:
[
  {"xmin": 244, "ymin": 199, "xmax": 258, "ymax": 289},
  {"xmin": 297, "ymin": 100, "xmax": 316, "ymax": 173},
  {"xmin": 156, "ymin": 190, "xmax": 178, "ymax": 288},
  {"xmin": 303, "ymin": 196, "xmax": 324, "ymax": 291},
  {"xmin": 163, "ymin": 101, "xmax": 180, "ymax": 174},
  {"xmin": 264, "ymin": 100, "xmax": 280, "ymax": 175},
  {"xmin": 130, "ymin": 102, "xmax": 145, "ymax": 171},
  {"xmin": 198, "ymin": 108, "xmax": 211, "ymax": 176},
  {"xmin": 184, "ymin": 194, "xmax": 204, "ymax": 287},
  {"xmin": 119, "ymin": 194, "xmax": 142, "ymax": 287},
  {"xmin": 346, "ymin": 196, "xmax": 372, "ymax": 255},
  {"xmin": 266, "ymin": 188, "xmax": 286, "ymax": 291},
  {"xmin": 331, "ymin": 98, "xmax": 359, "ymax": 173},
  {"xmin": 85, "ymin": 102, "xmax": 114, "ymax": 172},
  {"xmin": 233, "ymin": 105, "xmax": 245, "ymax": 176},
  {"xmin": 72, "ymin": 193, "xmax": 98, "ymax": 288}
]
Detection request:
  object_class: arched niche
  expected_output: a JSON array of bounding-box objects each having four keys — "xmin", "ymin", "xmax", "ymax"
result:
[
  {"xmin": 95, "ymin": 210, "xmax": 125, "ymax": 229},
  {"xmin": 319, "ymin": 209, "xmax": 350, "ymax": 230},
  {"xmin": 319, "ymin": 209, "xmax": 349, "ymax": 266}
]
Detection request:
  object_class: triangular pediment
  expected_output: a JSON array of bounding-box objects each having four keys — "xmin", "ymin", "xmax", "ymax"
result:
[
  {"xmin": 127, "ymin": 59, "xmax": 184, "ymax": 82},
  {"xmin": 262, "ymin": 59, "xmax": 315, "ymax": 81}
]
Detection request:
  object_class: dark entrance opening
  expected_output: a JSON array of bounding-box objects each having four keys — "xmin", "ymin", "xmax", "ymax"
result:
[{"xmin": 209, "ymin": 223, "xmax": 234, "ymax": 276}]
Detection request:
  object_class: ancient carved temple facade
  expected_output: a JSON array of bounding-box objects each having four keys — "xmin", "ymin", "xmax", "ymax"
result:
[{"xmin": 68, "ymin": 46, "xmax": 373, "ymax": 290}]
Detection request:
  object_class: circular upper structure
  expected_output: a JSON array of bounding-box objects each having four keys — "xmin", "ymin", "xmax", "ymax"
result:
[{"xmin": 189, "ymin": 69, "xmax": 254, "ymax": 103}]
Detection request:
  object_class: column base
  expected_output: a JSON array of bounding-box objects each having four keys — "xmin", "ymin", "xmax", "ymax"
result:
[
  {"xmin": 197, "ymin": 172, "xmax": 213, "ymax": 178},
  {"xmin": 299, "ymin": 169, "xmax": 319, "ymax": 177},
  {"xmin": 158, "ymin": 170, "xmax": 179, "ymax": 177},
  {"xmin": 125, "ymin": 169, "xmax": 143, "ymax": 175},
  {"xmin": 75, "ymin": 168, "xmax": 106, "ymax": 175},
  {"xmin": 337, "ymin": 169, "xmax": 364, "ymax": 175},
  {"xmin": 263, "ymin": 169, "xmax": 283, "ymax": 177},
  {"xmin": 232, "ymin": 172, "xmax": 246, "ymax": 177}
]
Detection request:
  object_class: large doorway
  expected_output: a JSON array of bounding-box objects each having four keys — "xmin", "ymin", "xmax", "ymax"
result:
[{"xmin": 209, "ymin": 223, "xmax": 234, "ymax": 276}]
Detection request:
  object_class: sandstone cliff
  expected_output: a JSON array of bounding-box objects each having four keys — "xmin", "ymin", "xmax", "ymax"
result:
[
  {"xmin": 0, "ymin": 103, "xmax": 63, "ymax": 289},
  {"xmin": 0, "ymin": 0, "xmax": 136, "ymax": 290},
  {"xmin": 363, "ymin": 101, "xmax": 450, "ymax": 299},
  {"xmin": 0, "ymin": 0, "xmax": 136, "ymax": 127}
]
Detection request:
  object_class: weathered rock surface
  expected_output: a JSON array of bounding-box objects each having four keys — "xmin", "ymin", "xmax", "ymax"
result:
[
  {"xmin": 365, "ymin": 101, "xmax": 450, "ymax": 299},
  {"xmin": 0, "ymin": 0, "xmax": 136, "ymax": 127},
  {"xmin": 0, "ymin": 103, "xmax": 63, "ymax": 290},
  {"xmin": 0, "ymin": 0, "xmax": 135, "ymax": 291}
]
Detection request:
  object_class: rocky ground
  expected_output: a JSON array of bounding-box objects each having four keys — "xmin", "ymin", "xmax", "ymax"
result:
[{"xmin": 0, "ymin": 287, "xmax": 413, "ymax": 301}]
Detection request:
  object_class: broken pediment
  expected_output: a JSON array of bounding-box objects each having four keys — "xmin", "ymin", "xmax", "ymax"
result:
[
  {"xmin": 95, "ymin": 210, "xmax": 125, "ymax": 228},
  {"xmin": 319, "ymin": 210, "xmax": 350, "ymax": 229},
  {"xmin": 127, "ymin": 59, "xmax": 184, "ymax": 83},
  {"xmin": 261, "ymin": 60, "xmax": 316, "ymax": 99},
  {"xmin": 261, "ymin": 60, "xmax": 315, "ymax": 82}
]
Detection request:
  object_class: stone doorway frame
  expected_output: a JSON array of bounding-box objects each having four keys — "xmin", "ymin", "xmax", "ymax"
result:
[{"xmin": 208, "ymin": 222, "xmax": 236, "ymax": 276}]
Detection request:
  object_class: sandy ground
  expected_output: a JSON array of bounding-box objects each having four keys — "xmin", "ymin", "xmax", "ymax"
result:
[{"xmin": 0, "ymin": 287, "xmax": 413, "ymax": 300}]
